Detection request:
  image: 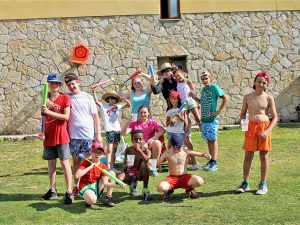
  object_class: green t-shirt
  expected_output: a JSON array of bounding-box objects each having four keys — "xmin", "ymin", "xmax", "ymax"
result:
[{"xmin": 200, "ymin": 84, "xmax": 225, "ymax": 123}]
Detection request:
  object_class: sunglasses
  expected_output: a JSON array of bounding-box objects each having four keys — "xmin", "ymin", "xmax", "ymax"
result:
[{"xmin": 49, "ymin": 82, "xmax": 61, "ymax": 85}]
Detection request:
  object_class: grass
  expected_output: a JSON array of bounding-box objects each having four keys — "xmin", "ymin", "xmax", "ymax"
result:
[{"xmin": 0, "ymin": 126, "xmax": 300, "ymax": 225}]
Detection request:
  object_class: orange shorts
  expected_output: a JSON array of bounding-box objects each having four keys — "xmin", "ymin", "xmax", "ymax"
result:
[
  {"xmin": 243, "ymin": 121, "xmax": 271, "ymax": 151},
  {"xmin": 165, "ymin": 174, "xmax": 193, "ymax": 190}
]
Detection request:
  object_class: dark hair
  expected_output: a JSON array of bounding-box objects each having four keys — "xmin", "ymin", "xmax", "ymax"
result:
[
  {"xmin": 106, "ymin": 96, "xmax": 117, "ymax": 101},
  {"xmin": 253, "ymin": 76, "xmax": 267, "ymax": 91},
  {"xmin": 138, "ymin": 105, "xmax": 150, "ymax": 114},
  {"xmin": 167, "ymin": 97, "xmax": 182, "ymax": 110},
  {"xmin": 131, "ymin": 129, "xmax": 145, "ymax": 140}
]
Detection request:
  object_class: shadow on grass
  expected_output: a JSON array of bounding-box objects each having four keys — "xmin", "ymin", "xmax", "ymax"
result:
[
  {"xmin": 202, "ymin": 190, "xmax": 236, "ymax": 197},
  {"xmin": 29, "ymin": 201, "xmax": 91, "ymax": 213},
  {"xmin": 22, "ymin": 168, "xmax": 64, "ymax": 176}
]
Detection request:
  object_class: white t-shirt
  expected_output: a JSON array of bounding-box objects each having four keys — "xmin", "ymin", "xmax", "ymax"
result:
[
  {"xmin": 100, "ymin": 102, "xmax": 122, "ymax": 132},
  {"xmin": 166, "ymin": 108, "xmax": 185, "ymax": 134},
  {"xmin": 68, "ymin": 92, "xmax": 98, "ymax": 140}
]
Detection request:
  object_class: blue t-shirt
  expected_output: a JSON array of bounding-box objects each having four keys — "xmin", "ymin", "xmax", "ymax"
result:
[
  {"xmin": 200, "ymin": 84, "xmax": 225, "ymax": 123},
  {"xmin": 130, "ymin": 90, "xmax": 150, "ymax": 114}
]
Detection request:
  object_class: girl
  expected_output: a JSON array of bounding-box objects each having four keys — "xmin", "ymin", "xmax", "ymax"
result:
[
  {"xmin": 173, "ymin": 69, "xmax": 201, "ymax": 128},
  {"xmin": 166, "ymin": 91, "xmax": 202, "ymax": 170}
]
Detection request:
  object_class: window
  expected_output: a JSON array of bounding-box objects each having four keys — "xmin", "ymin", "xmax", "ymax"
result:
[
  {"xmin": 158, "ymin": 56, "xmax": 187, "ymax": 72},
  {"xmin": 160, "ymin": 0, "xmax": 181, "ymax": 19}
]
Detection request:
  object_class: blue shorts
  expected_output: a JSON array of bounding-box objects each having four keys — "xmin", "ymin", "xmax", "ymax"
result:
[
  {"xmin": 69, "ymin": 139, "xmax": 93, "ymax": 156},
  {"xmin": 106, "ymin": 131, "xmax": 121, "ymax": 144},
  {"xmin": 201, "ymin": 118, "xmax": 219, "ymax": 141}
]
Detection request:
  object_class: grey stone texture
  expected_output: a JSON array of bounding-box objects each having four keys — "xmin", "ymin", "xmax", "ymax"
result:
[{"xmin": 0, "ymin": 11, "xmax": 300, "ymax": 134}]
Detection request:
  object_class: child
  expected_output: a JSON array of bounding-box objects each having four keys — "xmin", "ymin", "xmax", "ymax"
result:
[
  {"xmin": 64, "ymin": 73, "xmax": 103, "ymax": 197},
  {"xmin": 166, "ymin": 91, "xmax": 202, "ymax": 170},
  {"xmin": 199, "ymin": 71, "xmax": 228, "ymax": 172},
  {"xmin": 92, "ymin": 88, "xmax": 130, "ymax": 172},
  {"xmin": 75, "ymin": 141, "xmax": 123, "ymax": 207},
  {"xmin": 236, "ymin": 72, "xmax": 277, "ymax": 195},
  {"xmin": 173, "ymin": 69, "xmax": 201, "ymax": 128},
  {"xmin": 118, "ymin": 129, "xmax": 153, "ymax": 201},
  {"xmin": 156, "ymin": 134, "xmax": 211, "ymax": 200},
  {"xmin": 40, "ymin": 72, "xmax": 74, "ymax": 204}
]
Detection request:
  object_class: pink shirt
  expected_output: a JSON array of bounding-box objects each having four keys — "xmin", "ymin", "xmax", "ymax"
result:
[{"xmin": 129, "ymin": 119, "xmax": 161, "ymax": 141}]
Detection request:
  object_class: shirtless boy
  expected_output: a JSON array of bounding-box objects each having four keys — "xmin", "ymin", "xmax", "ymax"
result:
[
  {"xmin": 118, "ymin": 129, "xmax": 153, "ymax": 201},
  {"xmin": 236, "ymin": 71, "xmax": 277, "ymax": 195},
  {"xmin": 156, "ymin": 133, "xmax": 211, "ymax": 200}
]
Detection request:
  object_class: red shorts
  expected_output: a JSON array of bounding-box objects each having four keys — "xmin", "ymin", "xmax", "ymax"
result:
[{"xmin": 164, "ymin": 174, "xmax": 193, "ymax": 190}]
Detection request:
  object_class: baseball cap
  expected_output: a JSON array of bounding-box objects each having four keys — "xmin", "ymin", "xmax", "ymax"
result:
[
  {"xmin": 64, "ymin": 73, "xmax": 82, "ymax": 83},
  {"xmin": 92, "ymin": 141, "xmax": 106, "ymax": 153},
  {"xmin": 170, "ymin": 134, "xmax": 184, "ymax": 147},
  {"xmin": 169, "ymin": 91, "xmax": 180, "ymax": 99},
  {"xmin": 47, "ymin": 72, "xmax": 62, "ymax": 83},
  {"xmin": 255, "ymin": 71, "xmax": 270, "ymax": 83}
]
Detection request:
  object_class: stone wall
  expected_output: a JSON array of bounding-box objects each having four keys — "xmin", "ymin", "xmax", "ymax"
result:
[{"xmin": 1, "ymin": 11, "xmax": 300, "ymax": 134}]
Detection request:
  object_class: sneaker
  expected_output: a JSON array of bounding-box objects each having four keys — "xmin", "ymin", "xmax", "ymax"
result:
[
  {"xmin": 63, "ymin": 192, "xmax": 74, "ymax": 205},
  {"xmin": 186, "ymin": 189, "xmax": 199, "ymax": 199},
  {"xmin": 150, "ymin": 169, "xmax": 159, "ymax": 177},
  {"xmin": 202, "ymin": 161, "xmax": 211, "ymax": 170},
  {"xmin": 129, "ymin": 180, "xmax": 138, "ymax": 196},
  {"xmin": 143, "ymin": 192, "xmax": 153, "ymax": 201},
  {"xmin": 191, "ymin": 164, "xmax": 203, "ymax": 170},
  {"xmin": 41, "ymin": 189, "xmax": 57, "ymax": 200},
  {"xmin": 255, "ymin": 183, "xmax": 268, "ymax": 195},
  {"xmin": 72, "ymin": 186, "xmax": 79, "ymax": 198},
  {"xmin": 104, "ymin": 196, "xmax": 116, "ymax": 207},
  {"xmin": 162, "ymin": 189, "xmax": 174, "ymax": 200},
  {"xmin": 236, "ymin": 181, "xmax": 250, "ymax": 193},
  {"xmin": 205, "ymin": 161, "xmax": 218, "ymax": 172},
  {"xmin": 84, "ymin": 202, "xmax": 92, "ymax": 208}
]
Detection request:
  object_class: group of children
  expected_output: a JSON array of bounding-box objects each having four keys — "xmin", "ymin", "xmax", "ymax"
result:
[{"xmin": 40, "ymin": 67, "xmax": 277, "ymax": 207}]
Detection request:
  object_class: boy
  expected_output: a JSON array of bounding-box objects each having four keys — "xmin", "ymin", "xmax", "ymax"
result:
[
  {"xmin": 236, "ymin": 72, "xmax": 277, "ymax": 195},
  {"xmin": 40, "ymin": 72, "xmax": 74, "ymax": 204},
  {"xmin": 75, "ymin": 141, "xmax": 122, "ymax": 207},
  {"xmin": 118, "ymin": 129, "xmax": 153, "ymax": 201},
  {"xmin": 92, "ymin": 89, "xmax": 130, "ymax": 172},
  {"xmin": 64, "ymin": 73, "xmax": 103, "ymax": 197},
  {"xmin": 199, "ymin": 71, "xmax": 228, "ymax": 172},
  {"xmin": 156, "ymin": 134, "xmax": 211, "ymax": 200}
]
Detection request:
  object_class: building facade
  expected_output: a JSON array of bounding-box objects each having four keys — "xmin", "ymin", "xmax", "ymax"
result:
[{"xmin": 0, "ymin": 0, "xmax": 299, "ymax": 134}]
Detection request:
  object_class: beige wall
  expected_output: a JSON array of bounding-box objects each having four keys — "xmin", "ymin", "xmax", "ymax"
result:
[{"xmin": 0, "ymin": 0, "xmax": 299, "ymax": 20}]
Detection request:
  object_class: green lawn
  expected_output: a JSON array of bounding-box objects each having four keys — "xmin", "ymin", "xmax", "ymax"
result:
[{"xmin": 0, "ymin": 125, "xmax": 300, "ymax": 225}]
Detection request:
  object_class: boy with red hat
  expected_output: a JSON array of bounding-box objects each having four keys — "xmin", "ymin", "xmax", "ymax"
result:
[
  {"xmin": 75, "ymin": 141, "xmax": 121, "ymax": 207},
  {"xmin": 236, "ymin": 71, "xmax": 277, "ymax": 195}
]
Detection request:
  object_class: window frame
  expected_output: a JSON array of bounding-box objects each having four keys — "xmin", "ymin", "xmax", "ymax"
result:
[{"xmin": 160, "ymin": 0, "xmax": 181, "ymax": 20}]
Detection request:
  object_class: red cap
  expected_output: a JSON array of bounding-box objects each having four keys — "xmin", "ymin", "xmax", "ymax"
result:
[
  {"xmin": 255, "ymin": 71, "xmax": 270, "ymax": 83},
  {"xmin": 92, "ymin": 141, "xmax": 106, "ymax": 152},
  {"xmin": 169, "ymin": 91, "xmax": 180, "ymax": 99}
]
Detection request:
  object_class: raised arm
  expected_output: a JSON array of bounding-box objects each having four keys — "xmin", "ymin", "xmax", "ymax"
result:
[
  {"xmin": 91, "ymin": 87, "xmax": 102, "ymax": 107},
  {"xmin": 120, "ymin": 96, "xmax": 131, "ymax": 109}
]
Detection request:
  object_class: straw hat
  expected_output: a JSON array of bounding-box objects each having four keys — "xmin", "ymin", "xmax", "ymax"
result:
[
  {"xmin": 102, "ymin": 92, "xmax": 122, "ymax": 104},
  {"xmin": 157, "ymin": 63, "xmax": 178, "ymax": 76}
]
